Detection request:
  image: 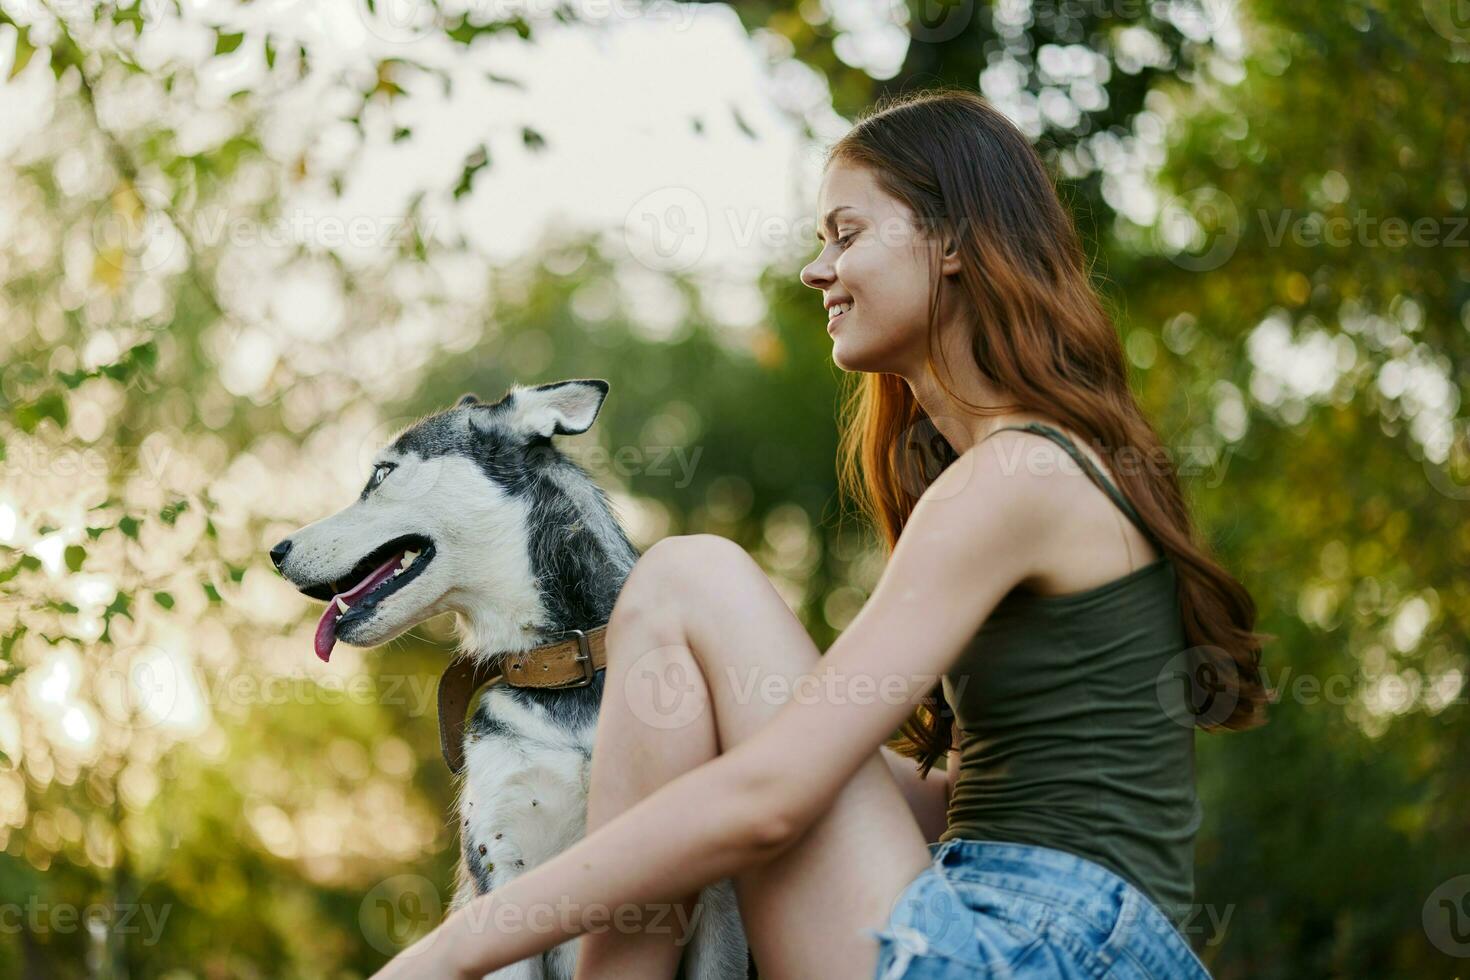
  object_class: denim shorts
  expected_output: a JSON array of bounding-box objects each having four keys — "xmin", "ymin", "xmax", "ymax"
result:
[{"xmin": 863, "ymin": 839, "xmax": 1213, "ymax": 979}]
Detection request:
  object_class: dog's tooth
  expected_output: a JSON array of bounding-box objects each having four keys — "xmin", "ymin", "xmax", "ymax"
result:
[
  {"xmin": 335, "ymin": 597, "xmax": 350, "ymax": 613},
  {"xmin": 399, "ymin": 554, "xmax": 415, "ymax": 571},
  {"xmin": 403, "ymin": 550, "xmax": 420, "ymax": 563}
]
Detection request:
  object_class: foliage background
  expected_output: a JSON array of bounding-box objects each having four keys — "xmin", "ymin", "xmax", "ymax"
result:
[{"xmin": 1, "ymin": 0, "xmax": 1466, "ymax": 976}]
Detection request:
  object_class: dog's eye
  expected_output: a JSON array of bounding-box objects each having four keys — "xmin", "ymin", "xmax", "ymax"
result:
[{"xmin": 368, "ymin": 463, "xmax": 395, "ymax": 490}]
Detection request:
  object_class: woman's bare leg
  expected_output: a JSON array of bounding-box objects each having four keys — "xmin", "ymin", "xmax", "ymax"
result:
[
  {"xmin": 576, "ymin": 534, "xmax": 932, "ymax": 980},
  {"xmin": 573, "ymin": 559, "xmax": 718, "ymax": 979}
]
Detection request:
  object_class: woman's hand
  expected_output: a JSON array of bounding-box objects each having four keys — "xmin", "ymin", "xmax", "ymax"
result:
[{"xmin": 367, "ymin": 913, "xmax": 477, "ymax": 980}]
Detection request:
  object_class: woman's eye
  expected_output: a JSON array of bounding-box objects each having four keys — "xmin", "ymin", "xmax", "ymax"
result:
[{"xmin": 836, "ymin": 232, "xmax": 856, "ymax": 249}]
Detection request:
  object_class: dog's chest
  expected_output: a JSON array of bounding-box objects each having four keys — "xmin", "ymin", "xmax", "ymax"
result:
[{"xmin": 459, "ymin": 686, "xmax": 595, "ymax": 896}]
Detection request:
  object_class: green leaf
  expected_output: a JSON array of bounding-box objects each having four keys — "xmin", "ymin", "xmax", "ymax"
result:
[
  {"xmin": 214, "ymin": 30, "xmax": 245, "ymax": 56},
  {"xmin": 9, "ymin": 24, "xmax": 35, "ymax": 80},
  {"xmin": 731, "ymin": 105, "xmax": 757, "ymax": 140},
  {"xmin": 264, "ymin": 35, "xmax": 276, "ymax": 69},
  {"xmin": 113, "ymin": 6, "xmax": 145, "ymax": 35},
  {"xmin": 118, "ymin": 515, "xmax": 141, "ymax": 539},
  {"xmin": 446, "ymin": 15, "xmax": 532, "ymax": 46},
  {"xmin": 13, "ymin": 391, "xmax": 67, "ymax": 433},
  {"xmin": 202, "ymin": 583, "xmax": 222, "ymax": 604},
  {"xmin": 131, "ymin": 340, "xmax": 158, "ymax": 370},
  {"xmin": 64, "ymin": 545, "xmax": 85, "ymax": 573},
  {"xmin": 104, "ymin": 592, "xmax": 131, "ymax": 620},
  {"xmin": 452, "ymin": 145, "xmax": 490, "ymax": 200},
  {"xmin": 153, "ymin": 591, "xmax": 175, "ymax": 610},
  {"xmin": 160, "ymin": 500, "xmax": 188, "ymax": 525}
]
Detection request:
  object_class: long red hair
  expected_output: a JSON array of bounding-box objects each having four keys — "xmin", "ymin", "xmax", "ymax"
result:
[{"xmin": 829, "ymin": 88, "xmax": 1270, "ymax": 778}]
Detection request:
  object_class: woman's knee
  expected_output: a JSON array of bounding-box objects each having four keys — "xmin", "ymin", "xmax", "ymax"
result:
[
  {"xmin": 622, "ymin": 534, "xmax": 757, "ymax": 609},
  {"xmin": 609, "ymin": 535, "xmax": 740, "ymax": 642}
]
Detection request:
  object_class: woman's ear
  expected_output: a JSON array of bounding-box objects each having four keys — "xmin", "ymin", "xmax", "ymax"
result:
[{"xmin": 940, "ymin": 237, "xmax": 962, "ymax": 277}]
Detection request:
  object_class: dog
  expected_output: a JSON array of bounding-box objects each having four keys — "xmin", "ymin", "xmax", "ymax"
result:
[{"xmin": 270, "ymin": 379, "xmax": 750, "ymax": 980}]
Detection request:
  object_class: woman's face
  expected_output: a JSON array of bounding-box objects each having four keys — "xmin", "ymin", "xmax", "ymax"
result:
[{"xmin": 800, "ymin": 160, "xmax": 958, "ymax": 376}]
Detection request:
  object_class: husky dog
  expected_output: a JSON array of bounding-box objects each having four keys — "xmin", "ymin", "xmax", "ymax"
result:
[{"xmin": 270, "ymin": 379, "xmax": 749, "ymax": 980}]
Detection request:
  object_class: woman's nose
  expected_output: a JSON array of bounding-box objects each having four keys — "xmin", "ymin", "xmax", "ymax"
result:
[{"xmin": 800, "ymin": 252, "xmax": 833, "ymax": 290}]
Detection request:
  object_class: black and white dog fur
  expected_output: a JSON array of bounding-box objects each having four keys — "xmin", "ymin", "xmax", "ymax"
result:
[{"xmin": 272, "ymin": 380, "xmax": 748, "ymax": 980}]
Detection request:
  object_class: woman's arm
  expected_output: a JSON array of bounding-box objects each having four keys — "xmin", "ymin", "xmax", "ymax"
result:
[
  {"xmin": 380, "ymin": 444, "xmax": 1052, "ymax": 979},
  {"xmin": 423, "ymin": 753, "xmax": 787, "ymax": 977},
  {"xmin": 880, "ymin": 745, "xmax": 947, "ymax": 843},
  {"xmin": 746, "ymin": 444, "xmax": 1051, "ymax": 846},
  {"xmin": 881, "ymin": 719, "xmax": 962, "ymax": 844}
]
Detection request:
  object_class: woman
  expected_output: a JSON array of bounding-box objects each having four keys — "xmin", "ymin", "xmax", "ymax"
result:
[{"xmin": 373, "ymin": 88, "xmax": 1268, "ymax": 980}]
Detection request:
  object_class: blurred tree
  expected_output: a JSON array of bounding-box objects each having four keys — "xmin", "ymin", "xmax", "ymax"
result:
[
  {"xmin": 1, "ymin": 0, "xmax": 1465, "ymax": 977},
  {"xmin": 1103, "ymin": 1, "xmax": 1469, "ymax": 975}
]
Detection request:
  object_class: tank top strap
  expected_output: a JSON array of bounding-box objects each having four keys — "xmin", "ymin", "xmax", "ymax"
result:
[{"xmin": 980, "ymin": 422, "xmax": 1158, "ymax": 546}]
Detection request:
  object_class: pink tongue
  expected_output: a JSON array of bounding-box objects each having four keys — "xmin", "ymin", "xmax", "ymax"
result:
[{"xmin": 313, "ymin": 551, "xmax": 406, "ymax": 663}]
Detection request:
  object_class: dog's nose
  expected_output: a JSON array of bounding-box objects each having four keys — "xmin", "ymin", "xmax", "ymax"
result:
[{"xmin": 269, "ymin": 539, "xmax": 293, "ymax": 568}]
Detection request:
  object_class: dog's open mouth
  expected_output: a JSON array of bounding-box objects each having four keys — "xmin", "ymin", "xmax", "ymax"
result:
[{"xmin": 308, "ymin": 534, "xmax": 434, "ymax": 662}]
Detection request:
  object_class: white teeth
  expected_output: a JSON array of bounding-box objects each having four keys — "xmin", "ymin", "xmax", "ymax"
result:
[
  {"xmin": 828, "ymin": 302, "xmax": 852, "ymax": 319},
  {"xmin": 403, "ymin": 550, "xmax": 419, "ymax": 564},
  {"xmin": 335, "ymin": 597, "xmax": 349, "ymax": 613}
]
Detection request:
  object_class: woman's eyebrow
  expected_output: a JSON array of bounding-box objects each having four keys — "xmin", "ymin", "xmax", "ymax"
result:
[{"xmin": 815, "ymin": 205, "xmax": 857, "ymax": 242}]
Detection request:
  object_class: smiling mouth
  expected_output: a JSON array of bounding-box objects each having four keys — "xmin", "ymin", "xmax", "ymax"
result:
[
  {"xmin": 305, "ymin": 534, "xmax": 435, "ymax": 662},
  {"xmin": 827, "ymin": 303, "xmax": 852, "ymax": 330}
]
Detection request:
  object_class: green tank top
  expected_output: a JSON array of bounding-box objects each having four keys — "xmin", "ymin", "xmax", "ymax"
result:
[{"xmin": 939, "ymin": 422, "xmax": 1201, "ymax": 928}]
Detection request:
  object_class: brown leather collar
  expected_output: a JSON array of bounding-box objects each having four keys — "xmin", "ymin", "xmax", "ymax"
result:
[{"xmin": 436, "ymin": 625, "xmax": 609, "ymax": 774}]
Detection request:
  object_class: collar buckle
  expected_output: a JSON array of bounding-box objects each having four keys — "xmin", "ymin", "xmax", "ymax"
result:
[{"xmin": 551, "ymin": 628, "xmax": 597, "ymax": 688}]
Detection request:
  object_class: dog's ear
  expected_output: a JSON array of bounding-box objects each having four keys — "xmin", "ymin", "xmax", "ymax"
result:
[
  {"xmin": 501, "ymin": 379, "xmax": 610, "ymax": 440},
  {"xmin": 457, "ymin": 393, "xmax": 480, "ymax": 407}
]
